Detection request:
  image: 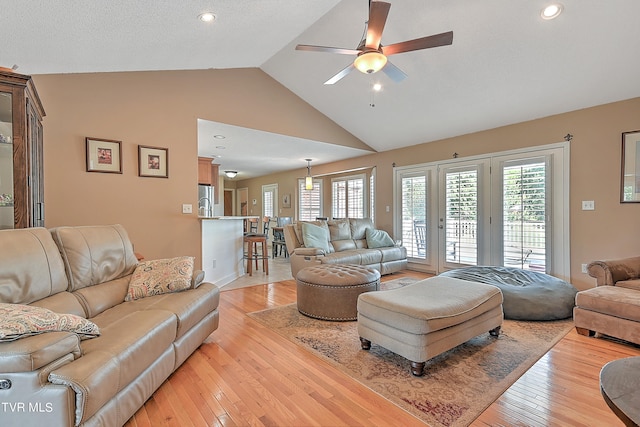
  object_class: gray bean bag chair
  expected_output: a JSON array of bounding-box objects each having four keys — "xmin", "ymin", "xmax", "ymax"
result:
[{"xmin": 440, "ymin": 266, "xmax": 577, "ymax": 320}]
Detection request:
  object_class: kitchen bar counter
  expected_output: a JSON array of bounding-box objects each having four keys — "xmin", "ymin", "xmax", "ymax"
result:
[{"xmin": 199, "ymin": 216, "xmax": 258, "ymax": 287}]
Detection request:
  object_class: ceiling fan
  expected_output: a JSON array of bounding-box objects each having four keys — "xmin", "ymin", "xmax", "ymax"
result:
[{"xmin": 296, "ymin": 0, "xmax": 453, "ymax": 85}]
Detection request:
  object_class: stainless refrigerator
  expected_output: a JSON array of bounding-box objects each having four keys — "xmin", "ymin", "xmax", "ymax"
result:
[{"xmin": 198, "ymin": 184, "xmax": 213, "ymax": 217}]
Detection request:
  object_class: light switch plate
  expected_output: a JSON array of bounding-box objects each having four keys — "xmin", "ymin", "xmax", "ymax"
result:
[{"xmin": 182, "ymin": 204, "xmax": 193, "ymax": 214}]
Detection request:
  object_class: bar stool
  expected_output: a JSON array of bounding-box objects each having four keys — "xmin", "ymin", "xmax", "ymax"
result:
[
  {"xmin": 243, "ymin": 216, "xmax": 271, "ymax": 276},
  {"xmin": 243, "ymin": 234, "xmax": 269, "ymax": 276}
]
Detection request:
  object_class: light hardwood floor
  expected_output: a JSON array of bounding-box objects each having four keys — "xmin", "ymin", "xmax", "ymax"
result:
[{"xmin": 125, "ymin": 270, "xmax": 640, "ymax": 427}]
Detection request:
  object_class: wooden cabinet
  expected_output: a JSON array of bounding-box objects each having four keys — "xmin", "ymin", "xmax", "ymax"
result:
[
  {"xmin": 0, "ymin": 69, "xmax": 45, "ymax": 229},
  {"xmin": 198, "ymin": 157, "xmax": 212, "ymax": 185},
  {"xmin": 197, "ymin": 157, "xmax": 219, "ymax": 202}
]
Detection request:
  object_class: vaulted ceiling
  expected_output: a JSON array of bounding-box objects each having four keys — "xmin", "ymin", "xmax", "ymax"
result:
[{"xmin": 3, "ymin": 0, "xmax": 640, "ymax": 177}]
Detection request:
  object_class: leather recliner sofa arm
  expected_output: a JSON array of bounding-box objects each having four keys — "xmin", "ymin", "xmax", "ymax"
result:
[
  {"xmin": 192, "ymin": 270, "xmax": 205, "ymax": 289},
  {"xmin": 0, "ymin": 332, "xmax": 81, "ymax": 373},
  {"xmin": 292, "ymin": 248, "xmax": 326, "ymax": 257},
  {"xmin": 0, "ymin": 332, "xmax": 81, "ymax": 427},
  {"xmin": 587, "ymin": 256, "xmax": 640, "ymax": 286}
]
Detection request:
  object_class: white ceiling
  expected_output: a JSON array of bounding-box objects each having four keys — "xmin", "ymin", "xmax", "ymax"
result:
[
  {"xmin": 197, "ymin": 119, "xmax": 371, "ymax": 180},
  {"xmin": 4, "ymin": 0, "xmax": 640, "ymax": 177}
]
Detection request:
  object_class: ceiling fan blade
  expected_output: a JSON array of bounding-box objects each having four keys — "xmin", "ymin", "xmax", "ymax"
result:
[
  {"xmin": 382, "ymin": 31, "xmax": 453, "ymax": 56},
  {"xmin": 365, "ymin": 1, "xmax": 391, "ymax": 50},
  {"xmin": 382, "ymin": 61, "xmax": 407, "ymax": 83},
  {"xmin": 296, "ymin": 44, "xmax": 360, "ymax": 55},
  {"xmin": 324, "ymin": 64, "xmax": 355, "ymax": 85}
]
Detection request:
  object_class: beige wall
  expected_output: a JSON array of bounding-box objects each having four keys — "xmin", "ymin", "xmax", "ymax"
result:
[
  {"xmin": 33, "ymin": 68, "xmax": 640, "ymax": 290},
  {"xmin": 241, "ymin": 98, "xmax": 640, "ymax": 290},
  {"xmin": 33, "ymin": 69, "xmax": 367, "ymax": 265}
]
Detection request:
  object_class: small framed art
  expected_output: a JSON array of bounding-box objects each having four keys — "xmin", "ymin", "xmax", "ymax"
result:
[
  {"xmin": 282, "ymin": 194, "xmax": 291, "ymax": 208},
  {"xmin": 138, "ymin": 145, "xmax": 168, "ymax": 178},
  {"xmin": 621, "ymin": 130, "xmax": 640, "ymax": 203},
  {"xmin": 86, "ymin": 137, "xmax": 122, "ymax": 173}
]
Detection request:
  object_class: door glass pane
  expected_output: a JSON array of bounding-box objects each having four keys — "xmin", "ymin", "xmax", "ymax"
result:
[
  {"xmin": 445, "ymin": 169, "xmax": 478, "ymax": 265},
  {"xmin": 503, "ymin": 161, "xmax": 546, "ymax": 271},
  {"xmin": 263, "ymin": 190, "xmax": 274, "ymax": 218},
  {"xmin": 400, "ymin": 175, "xmax": 426, "ymax": 258},
  {"xmin": 0, "ymin": 91, "xmax": 13, "ymax": 229}
]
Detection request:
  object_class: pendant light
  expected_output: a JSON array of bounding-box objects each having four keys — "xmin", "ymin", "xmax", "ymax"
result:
[{"xmin": 305, "ymin": 159, "xmax": 313, "ymax": 190}]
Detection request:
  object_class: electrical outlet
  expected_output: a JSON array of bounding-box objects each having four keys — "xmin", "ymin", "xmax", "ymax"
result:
[
  {"xmin": 581, "ymin": 200, "xmax": 595, "ymax": 210},
  {"xmin": 581, "ymin": 263, "xmax": 588, "ymax": 274},
  {"xmin": 182, "ymin": 204, "xmax": 192, "ymax": 214}
]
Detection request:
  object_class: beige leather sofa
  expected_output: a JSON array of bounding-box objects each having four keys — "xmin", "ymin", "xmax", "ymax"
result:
[
  {"xmin": 0, "ymin": 225, "xmax": 220, "ymax": 427},
  {"xmin": 283, "ymin": 218, "xmax": 407, "ymax": 278},
  {"xmin": 574, "ymin": 256, "xmax": 640, "ymax": 344}
]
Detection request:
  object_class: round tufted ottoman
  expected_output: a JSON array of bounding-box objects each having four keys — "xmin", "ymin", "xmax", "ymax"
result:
[
  {"xmin": 440, "ymin": 266, "xmax": 578, "ymax": 320},
  {"xmin": 296, "ymin": 264, "xmax": 381, "ymax": 321}
]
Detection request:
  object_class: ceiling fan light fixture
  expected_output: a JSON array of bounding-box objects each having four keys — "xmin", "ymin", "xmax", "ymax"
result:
[
  {"xmin": 541, "ymin": 4, "xmax": 563, "ymax": 20},
  {"xmin": 224, "ymin": 170, "xmax": 237, "ymax": 179},
  {"xmin": 354, "ymin": 51, "xmax": 387, "ymax": 74}
]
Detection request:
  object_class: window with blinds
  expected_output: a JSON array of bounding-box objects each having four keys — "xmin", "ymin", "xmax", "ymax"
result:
[
  {"xmin": 332, "ymin": 175, "xmax": 365, "ymax": 219},
  {"xmin": 502, "ymin": 159, "xmax": 546, "ymax": 271},
  {"xmin": 298, "ymin": 179, "xmax": 322, "ymax": 221},
  {"xmin": 400, "ymin": 174, "xmax": 427, "ymax": 258},
  {"xmin": 445, "ymin": 168, "xmax": 478, "ymax": 265},
  {"xmin": 370, "ymin": 174, "xmax": 375, "ymax": 223},
  {"xmin": 263, "ymin": 190, "xmax": 274, "ymax": 218}
]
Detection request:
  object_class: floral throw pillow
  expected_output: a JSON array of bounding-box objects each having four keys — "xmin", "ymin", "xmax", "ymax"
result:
[
  {"xmin": 125, "ymin": 256, "xmax": 194, "ymax": 301},
  {"xmin": 0, "ymin": 303, "xmax": 100, "ymax": 342}
]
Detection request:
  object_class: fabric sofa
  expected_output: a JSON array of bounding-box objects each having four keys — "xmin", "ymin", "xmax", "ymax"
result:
[
  {"xmin": 282, "ymin": 218, "xmax": 407, "ymax": 278},
  {"xmin": 573, "ymin": 256, "xmax": 640, "ymax": 344},
  {"xmin": 0, "ymin": 225, "xmax": 220, "ymax": 427}
]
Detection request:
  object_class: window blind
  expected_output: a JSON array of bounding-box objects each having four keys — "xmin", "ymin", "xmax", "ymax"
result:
[
  {"xmin": 298, "ymin": 179, "xmax": 322, "ymax": 221},
  {"xmin": 502, "ymin": 160, "xmax": 546, "ymax": 271},
  {"xmin": 445, "ymin": 169, "xmax": 478, "ymax": 265},
  {"xmin": 400, "ymin": 175, "xmax": 427, "ymax": 258}
]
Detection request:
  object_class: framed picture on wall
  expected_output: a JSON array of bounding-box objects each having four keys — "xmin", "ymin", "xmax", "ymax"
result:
[
  {"xmin": 86, "ymin": 137, "xmax": 122, "ymax": 173},
  {"xmin": 282, "ymin": 194, "xmax": 291, "ymax": 208},
  {"xmin": 138, "ymin": 145, "xmax": 168, "ymax": 178},
  {"xmin": 621, "ymin": 130, "xmax": 640, "ymax": 203}
]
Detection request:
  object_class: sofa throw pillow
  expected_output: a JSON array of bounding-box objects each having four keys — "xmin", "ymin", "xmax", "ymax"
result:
[
  {"xmin": 365, "ymin": 228, "xmax": 395, "ymax": 249},
  {"xmin": 0, "ymin": 303, "xmax": 100, "ymax": 342},
  {"xmin": 125, "ymin": 256, "xmax": 194, "ymax": 301},
  {"xmin": 301, "ymin": 222, "xmax": 331, "ymax": 253}
]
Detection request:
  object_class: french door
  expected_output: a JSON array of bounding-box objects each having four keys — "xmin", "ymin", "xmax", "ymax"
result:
[
  {"xmin": 394, "ymin": 142, "xmax": 569, "ymax": 279},
  {"xmin": 438, "ymin": 160, "xmax": 491, "ymax": 271}
]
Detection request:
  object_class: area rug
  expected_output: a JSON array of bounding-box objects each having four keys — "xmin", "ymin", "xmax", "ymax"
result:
[{"xmin": 248, "ymin": 297, "xmax": 573, "ymax": 427}]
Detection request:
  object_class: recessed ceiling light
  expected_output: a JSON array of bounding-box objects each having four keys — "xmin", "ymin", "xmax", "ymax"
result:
[
  {"xmin": 541, "ymin": 4, "xmax": 563, "ymax": 20},
  {"xmin": 213, "ymin": 134, "xmax": 225, "ymax": 139},
  {"xmin": 198, "ymin": 12, "xmax": 216, "ymax": 23},
  {"xmin": 215, "ymin": 145, "xmax": 226, "ymax": 149}
]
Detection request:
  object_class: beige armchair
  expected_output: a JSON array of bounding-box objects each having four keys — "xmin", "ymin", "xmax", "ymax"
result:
[{"xmin": 573, "ymin": 256, "xmax": 640, "ymax": 345}]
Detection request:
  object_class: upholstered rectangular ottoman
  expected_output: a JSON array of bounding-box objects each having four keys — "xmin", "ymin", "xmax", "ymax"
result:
[{"xmin": 357, "ymin": 276, "xmax": 504, "ymax": 376}]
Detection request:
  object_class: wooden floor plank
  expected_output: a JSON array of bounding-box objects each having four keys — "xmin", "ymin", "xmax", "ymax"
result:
[{"xmin": 124, "ymin": 271, "xmax": 640, "ymax": 427}]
